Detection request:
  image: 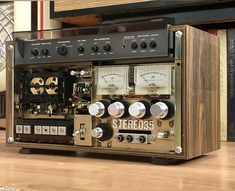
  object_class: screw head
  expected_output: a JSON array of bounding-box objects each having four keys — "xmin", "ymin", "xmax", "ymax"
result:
[
  {"xmin": 8, "ymin": 44, "xmax": 14, "ymax": 51},
  {"xmin": 176, "ymin": 31, "xmax": 183, "ymax": 38},
  {"xmin": 7, "ymin": 137, "xmax": 14, "ymax": 143},
  {"xmin": 175, "ymin": 146, "xmax": 183, "ymax": 154}
]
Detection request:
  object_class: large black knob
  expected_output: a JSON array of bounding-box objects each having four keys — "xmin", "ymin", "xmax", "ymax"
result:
[
  {"xmin": 91, "ymin": 123, "xmax": 113, "ymax": 141},
  {"xmin": 131, "ymin": 42, "xmax": 138, "ymax": 50},
  {"xmin": 78, "ymin": 46, "xmax": 85, "ymax": 53},
  {"xmin": 103, "ymin": 44, "xmax": 111, "ymax": 52},
  {"xmin": 140, "ymin": 42, "xmax": 147, "ymax": 49},
  {"xmin": 31, "ymin": 48, "xmax": 39, "ymax": 56},
  {"xmin": 91, "ymin": 45, "xmax": 99, "ymax": 53},
  {"xmin": 41, "ymin": 49, "xmax": 49, "ymax": 56},
  {"xmin": 57, "ymin": 45, "xmax": 68, "ymax": 55},
  {"xmin": 149, "ymin": 41, "xmax": 157, "ymax": 48}
]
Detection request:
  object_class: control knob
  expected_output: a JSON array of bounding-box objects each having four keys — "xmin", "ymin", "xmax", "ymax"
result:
[
  {"xmin": 31, "ymin": 48, "xmax": 39, "ymax": 56},
  {"xmin": 150, "ymin": 102, "xmax": 169, "ymax": 119},
  {"xmin": 41, "ymin": 49, "xmax": 49, "ymax": 56},
  {"xmin": 140, "ymin": 42, "xmax": 147, "ymax": 49},
  {"xmin": 91, "ymin": 127, "xmax": 103, "ymax": 139},
  {"xmin": 57, "ymin": 45, "xmax": 68, "ymax": 55},
  {"xmin": 88, "ymin": 100, "xmax": 109, "ymax": 118},
  {"xmin": 128, "ymin": 101, "xmax": 150, "ymax": 119},
  {"xmin": 131, "ymin": 42, "xmax": 138, "ymax": 50},
  {"xmin": 91, "ymin": 123, "xmax": 113, "ymax": 141},
  {"xmin": 91, "ymin": 45, "xmax": 99, "ymax": 53},
  {"xmin": 108, "ymin": 101, "xmax": 128, "ymax": 118},
  {"xmin": 150, "ymin": 41, "xmax": 157, "ymax": 48},
  {"xmin": 150, "ymin": 101, "xmax": 174, "ymax": 119},
  {"xmin": 103, "ymin": 44, "xmax": 111, "ymax": 52},
  {"xmin": 78, "ymin": 46, "xmax": 85, "ymax": 53}
]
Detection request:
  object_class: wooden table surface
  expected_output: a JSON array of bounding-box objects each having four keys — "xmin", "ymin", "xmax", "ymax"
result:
[{"xmin": 0, "ymin": 130, "xmax": 235, "ymax": 191}]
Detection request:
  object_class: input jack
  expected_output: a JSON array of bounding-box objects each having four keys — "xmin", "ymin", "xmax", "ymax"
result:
[
  {"xmin": 125, "ymin": 135, "xmax": 133, "ymax": 143},
  {"xmin": 116, "ymin": 134, "xmax": 124, "ymax": 142},
  {"xmin": 137, "ymin": 136, "xmax": 146, "ymax": 143}
]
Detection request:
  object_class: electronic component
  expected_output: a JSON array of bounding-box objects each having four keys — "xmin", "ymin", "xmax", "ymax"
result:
[
  {"xmin": 96, "ymin": 66, "xmax": 129, "ymax": 95},
  {"xmin": 6, "ymin": 18, "xmax": 220, "ymax": 163},
  {"xmin": 134, "ymin": 65, "xmax": 172, "ymax": 95}
]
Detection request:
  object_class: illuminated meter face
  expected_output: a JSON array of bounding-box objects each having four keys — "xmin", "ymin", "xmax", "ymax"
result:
[
  {"xmin": 134, "ymin": 65, "xmax": 172, "ymax": 95},
  {"xmin": 96, "ymin": 66, "xmax": 129, "ymax": 95}
]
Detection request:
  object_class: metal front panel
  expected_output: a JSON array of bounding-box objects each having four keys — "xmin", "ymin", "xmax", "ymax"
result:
[
  {"xmin": 5, "ymin": 41, "xmax": 14, "ymax": 143},
  {"xmin": 6, "ymin": 22, "xmax": 186, "ymax": 159},
  {"xmin": 87, "ymin": 61, "xmax": 181, "ymax": 155},
  {"xmin": 15, "ymin": 29, "xmax": 170, "ymax": 65}
]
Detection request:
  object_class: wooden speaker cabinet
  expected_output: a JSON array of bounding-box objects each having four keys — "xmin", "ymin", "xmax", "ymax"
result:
[{"xmin": 6, "ymin": 20, "xmax": 220, "ymax": 162}]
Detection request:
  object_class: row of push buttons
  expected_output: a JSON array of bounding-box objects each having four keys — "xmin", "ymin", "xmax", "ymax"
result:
[{"xmin": 15, "ymin": 125, "xmax": 67, "ymax": 136}]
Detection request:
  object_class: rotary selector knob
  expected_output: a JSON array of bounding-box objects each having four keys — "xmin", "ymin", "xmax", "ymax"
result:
[
  {"xmin": 150, "ymin": 41, "xmax": 157, "ymax": 48},
  {"xmin": 103, "ymin": 44, "xmax": 111, "ymax": 52},
  {"xmin": 91, "ymin": 45, "xmax": 99, "ymax": 52},
  {"xmin": 78, "ymin": 46, "xmax": 85, "ymax": 53},
  {"xmin": 31, "ymin": 48, "xmax": 39, "ymax": 56},
  {"xmin": 57, "ymin": 45, "xmax": 68, "ymax": 55},
  {"xmin": 131, "ymin": 42, "xmax": 138, "ymax": 50},
  {"xmin": 41, "ymin": 49, "xmax": 49, "ymax": 56},
  {"xmin": 88, "ymin": 101, "xmax": 106, "ymax": 117},
  {"xmin": 92, "ymin": 123, "xmax": 113, "ymax": 141},
  {"xmin": 129, "ymin": 102, "xmax": 146, "ymax": 119},
  {"xmin": 108, "ymin": 101, "xmax": 125, "ymax": 118},
  {"xmin": 140, "ymin": 42, "xmax": 147, "ymax": 49},
  {"xmin": 150, "ymin": 102, "xmax": 169, "ymax": 119}
]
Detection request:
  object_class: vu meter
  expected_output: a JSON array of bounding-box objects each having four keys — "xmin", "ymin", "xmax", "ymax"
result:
[
  {"xmin": 134, "ymin": 65, "xmax": 172, "ymax": 95},
  {"xmin": 96, "ymin": 66, "xmax": 129, "ymax": 95}
]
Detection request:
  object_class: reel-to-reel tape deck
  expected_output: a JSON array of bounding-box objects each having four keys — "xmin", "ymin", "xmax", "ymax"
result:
[{"xmin": 6, "ymin": 18, "xmax": 220, "ymax": 162}]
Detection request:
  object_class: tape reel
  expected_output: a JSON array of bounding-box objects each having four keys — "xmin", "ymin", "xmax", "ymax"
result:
[
  {"xmin": 30, "ymin": 76, "xmax": 59, "ymax": 95},
  {"xmin": 45, "ymin": 77, "xmax": 58, "ymax": 95},
  {"xmin": 30, "ymin": 77, "xmax": 44, "ymax": 95}
]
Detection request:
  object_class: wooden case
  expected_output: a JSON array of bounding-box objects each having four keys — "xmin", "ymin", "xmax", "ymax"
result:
[
  {"xmin": 174, "ymin": 25, "xmax": 220, "ymax": 159},
  {"xmin": 6, "ymin": 25, "xmax": 220, "ymax": 161}
]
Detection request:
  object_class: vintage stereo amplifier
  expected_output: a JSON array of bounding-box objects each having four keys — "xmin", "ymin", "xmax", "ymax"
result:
[{"xmin": 6, "ymin": 18, "xmax": 220, "ymax": 162}]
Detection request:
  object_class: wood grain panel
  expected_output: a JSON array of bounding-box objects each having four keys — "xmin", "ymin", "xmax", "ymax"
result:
[
  {"xmin": 218, "ymin": 30, "xmax": 227, "ymax": 142},
  {"xmin": 0, "ymin": 131, "xmax": 232, "ymax": 191},
  {"xmin": 182, "ymin": 25, "xmax": 220, "ymax": 159},
  {"xmin": 55, "ymin": 15, "xmax": 102, "ymax": 26},
  {"xmin": 54, "ymin": 0, "xmax": 151, "ymax": 12}
]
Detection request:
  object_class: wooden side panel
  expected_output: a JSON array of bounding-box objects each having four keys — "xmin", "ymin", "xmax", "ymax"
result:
[
  {"xmin": 184, "ymin": 25, "xmax": 220, "ymax": 159},
  {"xmin": 54, "ymin": 0, "xmax": 151, "ymax": 12},
  {"xmin": 218, "ymin": 30, "xmax": 227, "ymax": 141}
]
